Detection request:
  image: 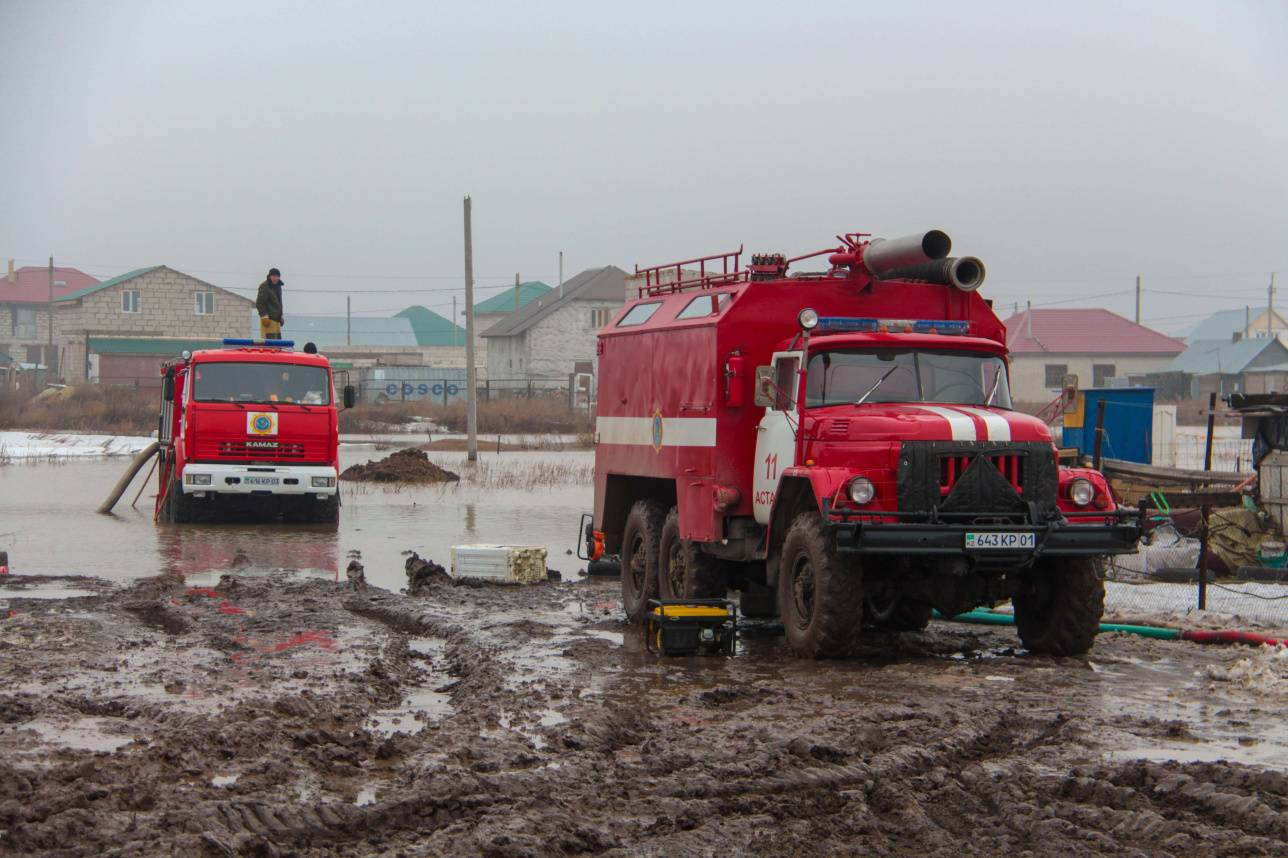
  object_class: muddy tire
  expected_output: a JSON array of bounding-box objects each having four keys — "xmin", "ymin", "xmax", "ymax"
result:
[
  {"xmin": 159, "ymin": 468, "xmax": 194, "ymax": 524},
  {"xmin": 777, "ymin": 512, "xmax": 864, "ymax": 658},
  {"xmin": 621, "ymin": 499, "xmax": 666, "ymax": 623},
  {"xmin": 307, "ymin": 494, "xmax": 341, "ymax": 525},
  {"xmin": 739, "ymin": 580, "xmax": 778, "ymax": 618},
  {"xmin": 657, "ymin": 509, "xmax": 727, "ymax": 600},
  {"xmin": 863, "ymin": 593, "xmax": 932, "ymax": 632},
  {"xmin": 1013, "ymin": 557, "xmax": 1105, "ymax": 656}
]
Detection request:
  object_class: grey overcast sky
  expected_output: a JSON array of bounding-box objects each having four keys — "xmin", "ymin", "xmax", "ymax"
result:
[{"xmin": 1, "ymin": 0, "xmax": 1285, "ymax": 333}]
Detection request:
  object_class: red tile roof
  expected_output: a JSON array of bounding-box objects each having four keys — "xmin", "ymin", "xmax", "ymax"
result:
[
  {"xmin": 0, "ymin": 266, "xmax": 99, "ymax": 304},
  {"xmin": 1001, "ymin": 309, "xmax": 1185, "ymax": 355}
]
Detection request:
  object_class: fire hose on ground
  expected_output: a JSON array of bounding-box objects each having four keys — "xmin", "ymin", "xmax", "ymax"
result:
[{"xmin": 942, "ymin": 608, "xmax": 1287, "ymax": 647}]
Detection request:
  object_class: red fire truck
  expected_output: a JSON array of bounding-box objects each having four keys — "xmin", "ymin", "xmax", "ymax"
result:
[
  {"xmin": 592, "ymin": 229, "xmax": 1140, "ymax": 658},
  {"xmin": 154, "ymin": 339, "xmax": 355, "ymax": 524}
]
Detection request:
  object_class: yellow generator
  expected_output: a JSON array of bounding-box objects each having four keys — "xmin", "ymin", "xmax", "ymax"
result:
[{"xmin": 645, "ymin": 600, "xmax": 737, "ymax": 656}]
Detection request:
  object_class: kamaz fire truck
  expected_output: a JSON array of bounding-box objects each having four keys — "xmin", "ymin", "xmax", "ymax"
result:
[
  {"xmin": 155, "ymin": 338, "xmax": 355, "ymax": 524},
  {"xmin": 591, "ymin": 229, "xmax": 1140, "ymax": 658}
]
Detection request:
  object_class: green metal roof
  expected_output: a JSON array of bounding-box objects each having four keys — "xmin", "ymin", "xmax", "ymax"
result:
[
  {"xmin": 393, "ymin": 305, "xmax": 467, "ymax": 346},
  {"xmin": 55, "ymin": 266, "xmax": 161, "ymax": 302},
  {"xmin": 88, "ymin": 336, "xmax": 224, "ymax": 355},
  {"xmin": 473, "ymin": 281, "xmax": 552, "ymax": 315}
]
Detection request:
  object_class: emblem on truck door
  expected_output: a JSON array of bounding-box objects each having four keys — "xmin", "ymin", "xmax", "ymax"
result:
[
  {"xmin": 248, "ymin": 412, "xmax": 279, "ymax": 436},
  {"xmin": 651, "ymin": 410, "xmax": 664, "ymax": 452}
]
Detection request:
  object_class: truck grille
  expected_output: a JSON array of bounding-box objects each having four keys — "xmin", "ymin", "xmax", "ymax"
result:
[
  {"xmin": 193, "ymin": 439, "xmax": 324, "ymax": 461},
  {"xmin": 939, "ymin": 453, "xmax": 1023, "ymax": 496}
]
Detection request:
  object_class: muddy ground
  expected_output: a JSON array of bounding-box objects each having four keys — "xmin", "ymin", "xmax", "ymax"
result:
[{"xmin": 3, "ymin": 571, "xmax": 1288, "ymax": 857}]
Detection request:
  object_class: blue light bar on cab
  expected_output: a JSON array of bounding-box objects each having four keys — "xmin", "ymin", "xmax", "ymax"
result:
[
  {"xmin": 222, "ymin": 338, "xmax": 295, "ymax": 348},
  {"xmin": 815, "ymin": 317, "xmax": 970, "ymax": 335}
]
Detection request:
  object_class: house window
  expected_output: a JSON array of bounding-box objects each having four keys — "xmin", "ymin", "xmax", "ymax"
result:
[
  {"xmin": 195, "ymin": 292, "xmax": 215, "ymax": 315},
  {"xmin": 1044, "ymin": 363, "xmax": 1068, "ymax": 389},
  {"xmin": 1093, "ymin": 363, "xmax": 1116, "ymax": 387},
  {"xmin": 12, "ymin": 307, "xmax": 36, "ymax": 339},
  {"xmin": 589, "ymin": 307, "xmax": 612, "ymax": 329},
  {"xmin": 122, "ymin": 290, "xmax": 141, "ymax": 313}
]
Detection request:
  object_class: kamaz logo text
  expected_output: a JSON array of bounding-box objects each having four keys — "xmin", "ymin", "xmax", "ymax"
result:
[{"xmin": 247, "ymin": 440, "xmax": 279, "ymax": 449}]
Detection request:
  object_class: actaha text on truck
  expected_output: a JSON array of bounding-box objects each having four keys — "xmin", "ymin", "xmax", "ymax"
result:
[
  {"xmin": 587, "ymin": 228, "xmax": 1141, "ymax": 658},
  {"xmin": 154, "ymin": 338, "xmax": 356, "ymax": 524}
]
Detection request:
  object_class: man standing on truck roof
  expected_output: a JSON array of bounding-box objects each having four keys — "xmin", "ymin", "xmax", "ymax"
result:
[{"xmin": 256, "ymin": 268, "xmax": 285, "ymax": 339}]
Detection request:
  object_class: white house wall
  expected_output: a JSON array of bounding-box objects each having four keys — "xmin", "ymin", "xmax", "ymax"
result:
[{"xmin": 1009, "ymin": 354, "xmax": 1178, "ymax": 404}]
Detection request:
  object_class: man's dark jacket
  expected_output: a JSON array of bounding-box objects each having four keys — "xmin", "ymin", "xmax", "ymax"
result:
[{"xmin": 256, "ymin": 280, "xmax": 283, "ymax": 323}]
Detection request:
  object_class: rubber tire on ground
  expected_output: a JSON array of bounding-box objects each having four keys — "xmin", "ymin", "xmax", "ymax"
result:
[
  {"xmin": 620, "ymin": 499, "xmax": 666, "ymax": 624},
  {"xmin": 863, "ymin": 593, "xmax": 933, "ymax": 632},
  {"xmin": 777, "ymin": 511, "xmax": 865, "ymax": 658},
  {"xmin": 307, "ymin": 494, "xmax": 341, "ymax": 525},
  {"xmin": 1013, "ymin": 556, "xmax": 1105, "ymax": 656},
  {"xmin": 739, "ymin": 580, "xmax": 778, "ymax": 618},
  {"xmin": 657, "ymin": 508, "xmax": 727, "ymax": 600}
]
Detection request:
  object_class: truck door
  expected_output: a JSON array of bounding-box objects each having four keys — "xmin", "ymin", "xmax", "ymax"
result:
[{"xmin": 752, "ymin": 351, "xmax": 802, "ymax": 525}]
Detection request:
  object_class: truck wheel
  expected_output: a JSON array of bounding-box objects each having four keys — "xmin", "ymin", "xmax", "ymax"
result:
[
  {"xmin": 777, "ymin": 512, "xmax": 864, "ymax": 658},
  {"xmin": 657, "ymin": 509, "xmax": 726, "ymax": 600},
  {"xmin": 620, "ymin": 499, "xmax": 666, "ymax": 623},
  {"xmin": 161, "ymin": 469, "xmax": 194, "ymax": 524},
  {"xmin": 307, "ymin": 494, "xmax": 340, "ymax": 525},
  {"xmin": 1013, "ymin": 557, "xmax": 1105, "ymax": 656},
  {"xmin": 864, "ymin": 594, "xmax": 932, "ymax": 632}
]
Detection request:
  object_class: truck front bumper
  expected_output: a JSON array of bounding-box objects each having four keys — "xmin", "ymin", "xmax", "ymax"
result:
[
  {"xmin": 828, "ymin": 512, "xmax": 1141, "ymax": 559},
  {"xmin": 181, "ymin": 463, "xmax": 340, "ymax": 496}
]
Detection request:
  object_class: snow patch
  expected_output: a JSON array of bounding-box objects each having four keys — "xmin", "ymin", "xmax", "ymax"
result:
[{"xmin": 0, "ymin": 431, "xmax": 153, "ymax": 459}]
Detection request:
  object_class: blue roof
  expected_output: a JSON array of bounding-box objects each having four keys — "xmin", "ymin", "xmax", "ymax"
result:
[
  {"xmin": 283, "ymin": 315, "xmax": 419, "ymax": 347},
  {"xmin": 1166, "ymin": 337, "xmax": 1288, "ymax": 375},
  {"xmin": 1185, "ymin": 308, "xmax": 1277, "ymax": 342},
  {"xmin": 392, "ymin": 306, "xmax": 467, "ymax": 346}
]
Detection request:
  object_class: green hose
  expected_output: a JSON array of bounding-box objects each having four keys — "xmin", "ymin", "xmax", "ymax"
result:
[{"xmin": 939, "ymin": 609, "xmax": 1182, "ymax": 640}]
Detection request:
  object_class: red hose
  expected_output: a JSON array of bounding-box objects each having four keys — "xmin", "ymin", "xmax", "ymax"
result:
[{"xmin": 1181, "ymin": 629, "xmax": 1287, "ymax": 647}]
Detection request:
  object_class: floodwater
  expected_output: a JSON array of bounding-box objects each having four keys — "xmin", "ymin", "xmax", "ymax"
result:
[{"xmin": 0, "ymin": 440, "xmax": 593, "ymax": 591}]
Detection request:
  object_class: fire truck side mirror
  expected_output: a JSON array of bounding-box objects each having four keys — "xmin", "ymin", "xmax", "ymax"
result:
[
  {"xmin": 754, "ymin": 366, "xmax": 775, "ymax": 408},
  {"xmin": 342, "ymin": 384, "xmax": 357, "ymax": 409}
]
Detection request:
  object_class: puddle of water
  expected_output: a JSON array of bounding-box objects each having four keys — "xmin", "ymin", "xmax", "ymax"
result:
[
  {"xmin": 355, "ymin": 785, "xmax": 378, "ymax": 806},
  {"xmin": 211, "ymin": 774, "xmax": 239, "ymax": 788},
  {"xmin": 0, "ymin": 448, "xmax": 592, "ymax": 590},
  {"xmin": 366, "ymin": 637, "xmax": 456, "ymax": 737},
  {"xmin": 0, "ymin": 585, "xmax": 99, "ymax": 600},
  {"xmin": 23, "ymin": 717, "xmax": 136, "ymax": 752}
]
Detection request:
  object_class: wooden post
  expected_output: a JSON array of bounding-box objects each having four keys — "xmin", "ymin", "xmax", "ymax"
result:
[
  {"xmin": 1092, "ymin": 398, "xmax": 1107, "ymax": 471},
  {"xmin": 464, "ymin": 196, "xmax": 478, "ymax": 462},
  {"xmin": 1198, "ymin": 391, "xmax": 1217, "ymax": 610}
]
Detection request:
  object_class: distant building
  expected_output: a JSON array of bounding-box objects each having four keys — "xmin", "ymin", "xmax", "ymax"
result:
[
  {"xmin": 1163, "ymin": 337, "xmax": 1288, "ymax": 398},
  {"xmin": 395, "ymin": 305, "xmax": 468, "ymax": 347},
  {"xmin": 53, "ymin": 266, "xmax": 255, "ymax": 384},
  {"xmin": 482, "ymin": 267, "xmax": 626, "ymax": 387},
  {"xmin": 1001, "ymin": 308, "xmax": 1185, "ymax": 404},
  {"xmin": 0, "ymin": 261, "xmax": 99, "ymax": 376},
  {"xmin": 1186, "ymin": 307, "xmax": 1288, "ymax": 344}
]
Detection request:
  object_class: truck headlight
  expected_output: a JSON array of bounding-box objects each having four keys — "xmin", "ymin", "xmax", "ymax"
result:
[
  {"xmin": 849, "ymin": 477, "xmax": 876, "ymax": 505},
  {"xmin": 1069, "ymin": 478, "xmax": 1095, "ymax": 507},
  {"xmin": 798, "ymin": 308, "xmax": 819, "ymax": 330},
  {"xmin": 184, "ymin": 473, "xmax": 211, "ymax": 486},
  {"xmin": 312, "ymin": 476, "xmax": 337, "ymax": 488}
]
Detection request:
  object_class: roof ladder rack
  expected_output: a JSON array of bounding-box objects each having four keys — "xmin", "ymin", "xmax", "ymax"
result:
[{"xmin": 635, "ymin": 246, "xmax": 744, "ymax": 297}]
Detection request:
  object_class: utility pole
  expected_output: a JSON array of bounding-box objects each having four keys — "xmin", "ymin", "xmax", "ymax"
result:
[
  {"xmin": 346, "ymin": 295, "xmax": 351, "ymax": 346},
  {"xmin": 47, "ymin": 256, "xmax": 55, "ymax": 375},
  {"xmin": 452, "ymin": 296, "xmax": 457, "ymax": 346},
  {"xmin": 1270, "ymin": 273, "xmax": 1277, "ymax": 340},
  {"xmin": 514, "ymin": 272, "xmax": 520, "ymax": 311},
  {"xmin": 464, "ymin": 195, "xmax": 478, "ymax": 463},
  {"xmin": 1134, "ymin": 274, "xmax": 1141, "ymax": 324},
  {"xmin": 558, "ymin": 251, "xmax": 563, "ymax": 297}
]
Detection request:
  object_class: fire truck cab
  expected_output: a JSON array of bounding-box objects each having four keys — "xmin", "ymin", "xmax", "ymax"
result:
[
  {"xmin": 594, "ymin": 230, "xmax": 1140, "ymax": 658},
  {"xmin": 155, "ymin": 339, "xmax": 355, "ymax": 524}
]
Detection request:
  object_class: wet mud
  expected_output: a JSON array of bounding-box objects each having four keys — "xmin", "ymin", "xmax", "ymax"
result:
[
  {"xmin": 3, "ymin": 571, "xmax": 1288, "ymax": 856},
  {"xmin": 340, "ymin": 448, "xmax": 461, "ymax": 484}
]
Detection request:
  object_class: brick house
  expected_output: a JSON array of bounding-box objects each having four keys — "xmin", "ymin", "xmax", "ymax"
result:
[
  {"xmin": 1001, "ymin": 308, "xmax": 1185, "ymax": 404},
  {"xmin": 0, "ymin": 261, "xmax": 100, "ymax": 376},
  {"xmin": 53, "ymin": 266, "xmax": 255, "ymax": 384},
  {"xmin": 482, "ymin": 266, "xmax": 625, "ymax": 387}
]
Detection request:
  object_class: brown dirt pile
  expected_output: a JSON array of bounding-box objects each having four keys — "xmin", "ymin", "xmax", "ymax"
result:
[{"xmin": 340, "ymin": 448, "xmax": 461, "ymax": 483}]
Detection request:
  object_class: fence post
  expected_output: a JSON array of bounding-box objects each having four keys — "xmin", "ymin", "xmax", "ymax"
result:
[
  {"xmin": 1198, "ymin": 391, "xmax": 1217, "ymax": 610},
  {"xmin": 1092, "ymin": 398, "xmax": 1107, "ymax": 471}
]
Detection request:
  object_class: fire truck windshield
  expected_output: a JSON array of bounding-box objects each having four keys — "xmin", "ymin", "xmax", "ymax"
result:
[
  {"xmin": 805, "ymin": 349, "xmax": 1011, "ymax": 409},
  {"xmin": 192, "ymin": 362, "xmax": 331, "ymax": 406}
]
